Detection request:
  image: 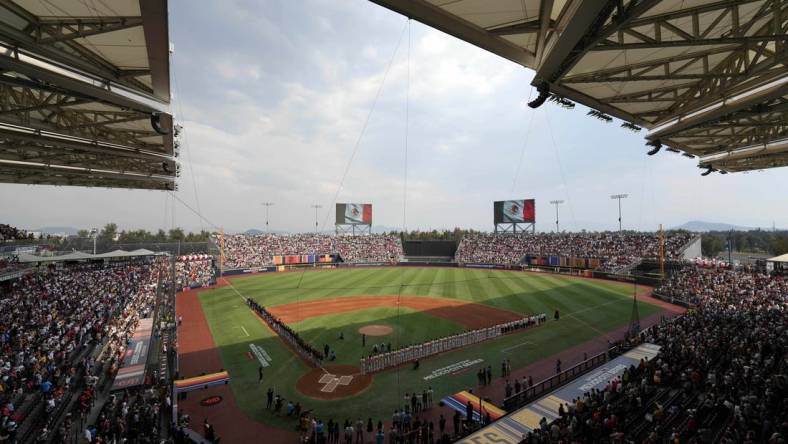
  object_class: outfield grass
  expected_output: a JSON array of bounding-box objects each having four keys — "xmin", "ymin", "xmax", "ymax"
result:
[{"xmin": 195, "ymin": 267, "xmax": 661, "ymax": 429}]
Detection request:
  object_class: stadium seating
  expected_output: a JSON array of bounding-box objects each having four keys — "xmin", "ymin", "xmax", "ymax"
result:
[
  {"xmin": 175, "ymin": 254, "xmax": 215, "ymax": 289},
  {"xmin": 217, "ymin": 233, "xmax": 403, "ymax": 268},
  {"xmin": 0, "ymin": 259, "xmax": 167, "ymax": 443},
  {"xmin": 517, "ymin": 265, "xmax": 787, "ymax": 443},
  {"xmin": 456, "ymin": 232, "xmax": 693, "ymax": 272}
]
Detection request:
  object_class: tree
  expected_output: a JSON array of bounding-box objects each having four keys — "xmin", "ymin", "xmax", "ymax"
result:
[
  {"xmin": 701, "ymin": 235, "xmax": 725, "ymax": 257},
  {"xmin": 99, "ymin": 223, "xmax": 118, "ymax": 242},
  {"xmin": 168, "ymin": 228, "xmax": 185, "ymax": 242}
]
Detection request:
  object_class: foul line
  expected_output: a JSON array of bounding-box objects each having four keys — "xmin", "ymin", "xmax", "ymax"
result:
[
  {"xmin": 221, "ymin": 277, "xmax": 247, "ymax": 302},
  {"xmin": 501, "ymin": 341, "xmax": 534, "ymax": 353}
]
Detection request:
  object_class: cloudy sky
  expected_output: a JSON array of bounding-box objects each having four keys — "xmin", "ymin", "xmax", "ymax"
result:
[{"xmin": 1, "ymin": 0, "xmax": 786, "ymax": 234}]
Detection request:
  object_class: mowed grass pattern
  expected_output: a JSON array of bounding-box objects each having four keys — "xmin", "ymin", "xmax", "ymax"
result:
[{"xmin": 195, "ymin": 268, "xmax": 661, "ymax": 429}]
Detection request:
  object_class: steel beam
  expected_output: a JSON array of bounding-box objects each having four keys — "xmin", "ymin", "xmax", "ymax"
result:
[
  {"xmin": 595, "ymin": 34, "xmax": 788, "ymax": 50},
  {"xmin": 367, "ymin": 0, "xmax": 536, "ymax": 68}
]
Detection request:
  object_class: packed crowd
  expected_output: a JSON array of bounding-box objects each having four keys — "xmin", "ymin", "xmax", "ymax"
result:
[
  {"xmin": 654, "ymin": 263, "xmax": 788, "ymax": 306},
  {"xmin": 516, "ymin": 265, "xmax": 787, "ymax": 443},
  {"xmin": 0, "ymin": 223, "xmax": 31, "ymax": 241},
  {"xmin": 217, "ymin": 233, "xmax": 403, "ymax": 268},
  {"xmin": 456, "ymin": 231, "xmax": 693, "ymax": 271},
  {"xmin": 84, "ymin": 381, "xmax": 168, "ymax": 443},
  {"xmin": 266, "ymin": 383, "xmax": 458, "ymax": 444},
  {"xmin": 0, "ymin": 258, "xmax": 165, "ymax": 443},
  {"xmin": 361, "ymin": 315, "xmax": 546, "ymax": 374},
  {"xmin": 247, "ymin": 299, "xmax": 324, "ymax": 366},
  {"xmin": 175, "ymin": 255, "xmax": 215, "ymax": 289}
]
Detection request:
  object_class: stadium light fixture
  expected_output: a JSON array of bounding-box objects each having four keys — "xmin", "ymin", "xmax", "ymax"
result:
[
  {"xmin": 311, "ymin": 204, "xmax": 323, "ymax": 233},
  {"xmin": 621, "ymin": 122, "xmax": 642, "ymax": 132},
  {"xmin": 150, "ymin": 112, "xmax": 169, "ymax": 135},
  {"xmin": 646, "ymin": 140, "xmax": 661, "ymax": 156},
  {"xmin": 549, "ymin": 200, "xmax": 564, "ymax": 232},
  {"xmin": 682, "ymin": 153, "xmax": 695, "ymax": 159},
  {"xmin": 610, "ymin": 194, "xmax": 628, "ymax": 232},
  {"xmin": 701, "ymin": 166, "xmax": 715, "ymax": 176},
  {"xmin": 587, "ymin": 110, "xmax": 613, "ymax": 122},
  {"xmin": 89, "ymin": 227, "xmax": 99, "ymax": 254},
  {"xmin": 548, "ymin": 95, "xmax": 575, "ymax": 109},
  {"xmin": 262, "ymin": 202, "xmax": 275, "ymax": 233},
  {"xmin": 527, "ymin": 81, "xmax": 550, "ymax": 109},
  {"xmin": 665, "ymin": 147, "xmax": 681, "ymax": 153}
]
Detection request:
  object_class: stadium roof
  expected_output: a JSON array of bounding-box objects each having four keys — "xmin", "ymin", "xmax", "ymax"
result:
[
  {"xmin": 768, "ymin": 252, "xmax": 788, "ymax": 263},
  {"xmin": 17, "ymin": 248, "xmax": 157, "ymax": 263},
  {"xmin": 0, "ymin": 0, "xmax": 177, "ymax": 190},
  {"xmin": 368, "ymin": 0, "xmax": 788, "ymax": 173}
]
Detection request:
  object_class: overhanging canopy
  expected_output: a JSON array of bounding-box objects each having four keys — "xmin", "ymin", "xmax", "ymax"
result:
[
  {"xmin": 368, "ymin": 0, "xmax": 788, "ymax": 173},
  {"xmin": 767, "ymin": 253, "xmax": 788, "ymax": 263},
  {"xmin": 17, "ymin": 248, "xmax": 157, "ymax": 263},
  {"xmin": 0, "ymin": 0, "xmax": 177, "ymax": 190}
]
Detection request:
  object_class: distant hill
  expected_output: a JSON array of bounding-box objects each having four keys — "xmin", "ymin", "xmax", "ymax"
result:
[
  {"xmin": 33, "ymin": 226, "xmax": 80, "ymax": 236},
  {"xmin": 672, "ymin": 220, "xmax": 780, "ymax": 232}
]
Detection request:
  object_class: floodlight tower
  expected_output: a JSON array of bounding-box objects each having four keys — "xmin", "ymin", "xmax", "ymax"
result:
[
  {"xmin": 261, "ymin": 202, "xmax": 275, "ymax": 233},
  {"xmin": 89, "ymin": 227, "xmax": 98, "ymax": 254},
  {"xmin": 311, "ymin": 204, "xmax": 322, "ymax": 233},
  {"xmin": 550, "ymin": 200, "xmax": 564, "ymax": 233},
  {"xmin": 610, "ymin": 194, "xmax": 628, "ymax": 232}
]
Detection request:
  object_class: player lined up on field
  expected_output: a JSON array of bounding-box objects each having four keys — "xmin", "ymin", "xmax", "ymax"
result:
[{"xmin": 359, "ymin": 314, "xmax": 546, "ymax": 374}]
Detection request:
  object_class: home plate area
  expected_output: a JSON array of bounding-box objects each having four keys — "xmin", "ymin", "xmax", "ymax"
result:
[
  {"xmin": 319, "ymin": 373, "xmax": 353, "ymax": 392},
  {"xmin": 296, "ymin": 365, "xmax": 372, "ymax": 400}
]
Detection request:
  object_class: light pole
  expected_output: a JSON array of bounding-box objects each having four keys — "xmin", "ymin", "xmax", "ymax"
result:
[
  {"xmin": 550, "ymin": 200, "xmax": 564, "ymax": 233},
  {"xmin": 89, "ymin": 227, "xmax": 98, "ymax": 254},
  {"xmin": 261, "ymin": 202, "xmax": 274, "ymax": 233},
  {"xmin": 310, "ymin": 204, "xmax": 322, "ymax": 233},
  {"xmin": 610, "ymin": 194, "xmax": 628, "ymax": 232}
]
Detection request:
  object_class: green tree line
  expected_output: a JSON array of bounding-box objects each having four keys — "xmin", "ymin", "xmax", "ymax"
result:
[
  {"xmin": 76, "ymin": 223, "xmax": 211, "ymax": 243},
  {"xmin": 701, "ymin": 230, "xmax": 788, "ymax": 257},
  {"xmin": 391, "ymin": 228, "xmax": 483, "ymax": 241}
]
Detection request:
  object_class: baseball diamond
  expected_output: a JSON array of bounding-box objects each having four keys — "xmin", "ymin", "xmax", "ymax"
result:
[{"xmin": 176, "ymin": 266, "xmax": 676, "ymax": 434}]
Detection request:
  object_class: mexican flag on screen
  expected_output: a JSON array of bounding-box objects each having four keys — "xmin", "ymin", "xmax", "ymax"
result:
[
  {"xmin": 345, "ymin": 203, "xmax": 372, "ymax": 224},
  {"xmin": 503, "ymin": 200, "xmax": 535, "ymax": 223}
]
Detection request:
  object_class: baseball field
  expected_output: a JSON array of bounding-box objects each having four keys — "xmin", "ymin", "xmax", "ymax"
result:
[{"xmin": 177, "ymin": 267, "xmax": 666, "ymax": 432}]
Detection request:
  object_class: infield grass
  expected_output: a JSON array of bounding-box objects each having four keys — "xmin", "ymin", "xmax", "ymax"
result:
[{"xmin": 195, "ymin": 267, "xmax": 662, "ymax": 429}]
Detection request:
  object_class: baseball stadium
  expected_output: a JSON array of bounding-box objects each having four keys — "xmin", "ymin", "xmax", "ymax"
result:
[{"xmin": 1, "ymin": 1, "xmax": 787, "ymax": 444}]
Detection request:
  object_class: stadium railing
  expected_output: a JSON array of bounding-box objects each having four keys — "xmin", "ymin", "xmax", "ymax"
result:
[{"xmin": 502, "ymin": 349, "xmax": 612, "ymax": 411}]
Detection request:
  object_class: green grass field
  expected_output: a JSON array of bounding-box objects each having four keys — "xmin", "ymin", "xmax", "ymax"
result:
[{"xmin": 197, "ymin": 267, "xmax": 661, "ymax": 429}]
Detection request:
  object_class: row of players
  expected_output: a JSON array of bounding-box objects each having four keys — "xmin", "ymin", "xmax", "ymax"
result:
[{"xmin": 360, "ymin": 314, "xmax": 546, "ymax": 374}]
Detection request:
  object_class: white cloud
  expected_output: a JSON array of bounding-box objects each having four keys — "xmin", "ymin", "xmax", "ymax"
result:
[{"xmin": 1, "ymin": 0, "xmax": 786, "ymax": 234}]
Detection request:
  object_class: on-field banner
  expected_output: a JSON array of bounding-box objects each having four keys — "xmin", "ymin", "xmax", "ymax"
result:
[
  {"xmin": 494, "ymin": 199, "xmax": 535, "ymax": 224},
  {"xmin": 111, "ymin": 318, "xmax": 153, "ymax": 391},
  {"xmin": 336, "ymin": 203, "xmax": 372, "ymax": 225}
]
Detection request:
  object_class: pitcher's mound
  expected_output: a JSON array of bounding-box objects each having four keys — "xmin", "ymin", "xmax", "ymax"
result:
[
  {"xmin": 296, "ymin": 365, "xmax": 372, "ymax": 400},
  {"xmin": 358, "ymin": 324, "xmax": 393, "ymax": 336}
]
